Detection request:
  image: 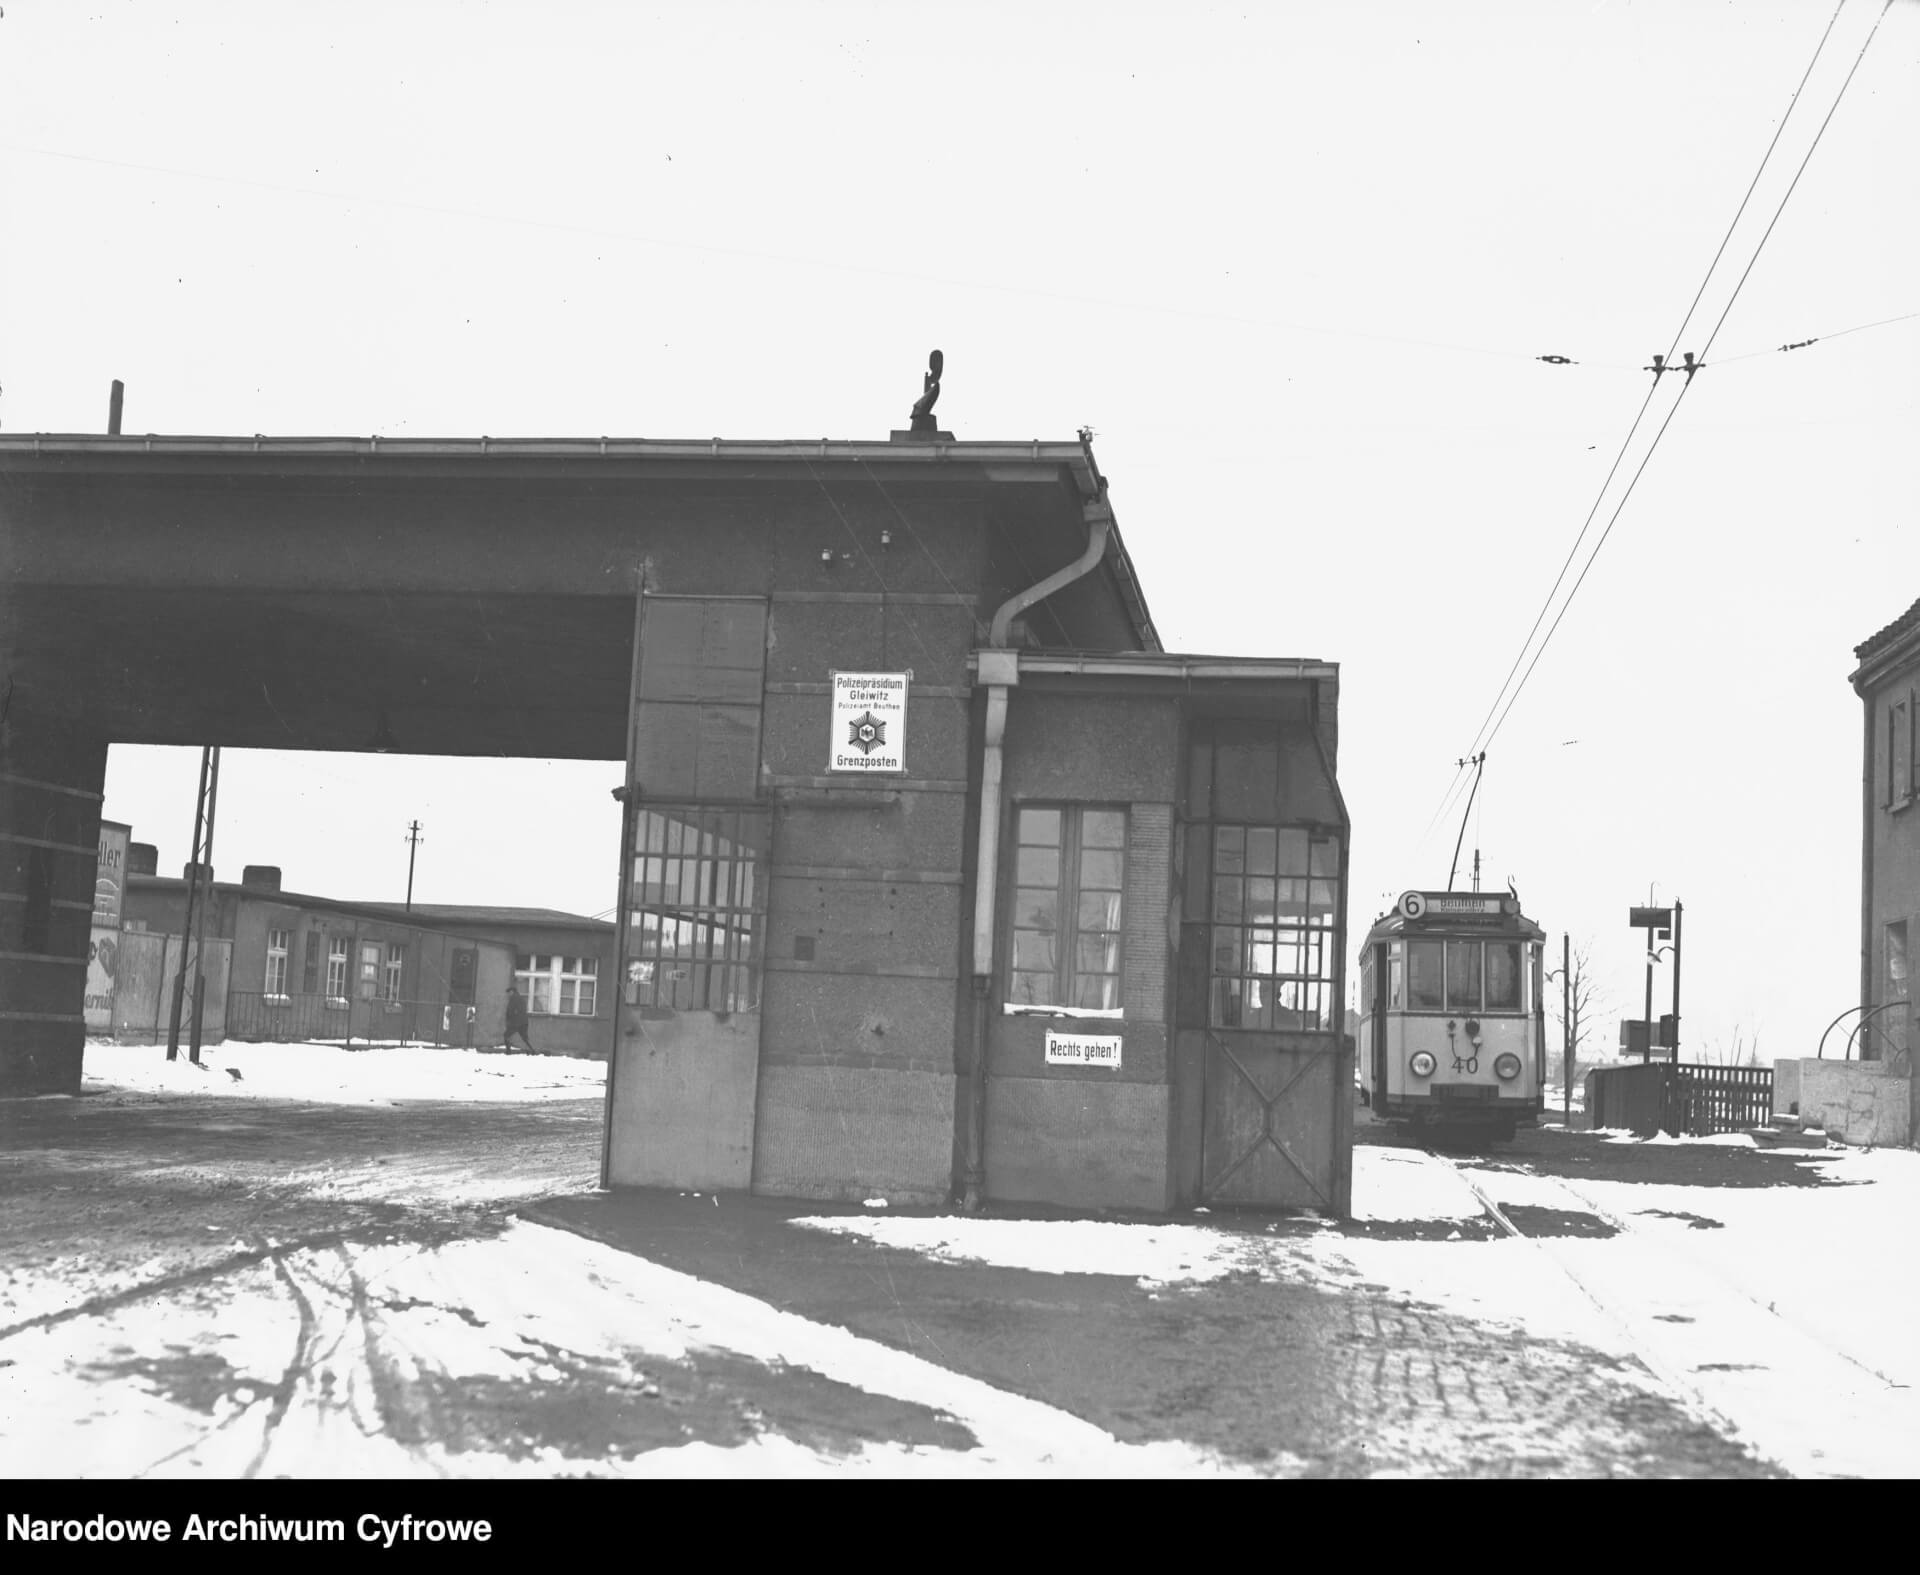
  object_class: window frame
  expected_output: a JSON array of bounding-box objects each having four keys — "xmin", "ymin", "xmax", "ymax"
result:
[
  {"xmin": 383, "ymin": 941, "xmax": 404, "ymax": 1005},
  {"xmin": 515, "ymin": 952, "xmax": 601, "ymax": 1017},
  {"xmin": 1004, "ymin": 803, "xmax": 1128, "ymax": 1015},
  {"xmin": 264, "ymin": 928, "xmax": 290, "ymax": 1000},
  {"xmin": 1204, "ymin": 822, "xmax": 1340, "ymax": 1032},
  {"xmin": 324, "ymin": 937, "xmax": 350, "ymax": 1004}
]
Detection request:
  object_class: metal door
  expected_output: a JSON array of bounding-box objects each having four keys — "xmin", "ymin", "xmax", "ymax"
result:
[{"xmin": 1178, "ymin": 719, "xmax": 1353, "ymax": 1215}]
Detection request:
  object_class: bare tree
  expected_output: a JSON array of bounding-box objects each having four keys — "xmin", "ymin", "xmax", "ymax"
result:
[
  {"xmin": 1696, "ymin": 1023, "xmax": 1762, "ymax": 1068},
  {"xmin": 1547, "ymin": 936, "xmax": 1613, "ymax": 1098}
]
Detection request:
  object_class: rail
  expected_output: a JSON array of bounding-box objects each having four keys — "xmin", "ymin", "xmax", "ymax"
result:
[{"xmin": 227, "ymin": 991, "xmax": 481, "ymax": 1049}]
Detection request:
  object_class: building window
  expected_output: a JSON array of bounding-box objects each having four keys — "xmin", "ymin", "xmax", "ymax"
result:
[
  {"xmin": 1208, "ymin": 824, "xmax": 1339, "ymax": 1030},
  {"xmin": 516, "ymin": 953, "xmax": 600, "ymax": 1016},
  {"xmin": 1008, "ymin": 805, "xmax": 1126, "ymax": 1011},
  {"xmin": 265, "ymin": 929, "xmax": 290, "ymax": 999},
  {"xmin": 325, "ymin": 937, "xmax": 349, "ymax": 1003},
  {"xmin": 625, "ymin": 807, "xmax": 768, "ymax": 1014},
  {"xmin": 1891, "ymin": 699, "xmax": 1912, "ymax": 805},
  {"xmin": 384, "ymin": 942, "xmax": 404, "ymax": 1003},
  {"xmin": 1886, "ymin": 920, "xmax": 1910, "ymax": 1061}
]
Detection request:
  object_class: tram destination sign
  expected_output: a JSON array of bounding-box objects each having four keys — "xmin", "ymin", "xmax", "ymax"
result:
[
  {"xmin": 1397, "ymin": 891, "xmax": 1511, "ymax": 921},
  {"xmin": 828, "ymin": 671, "xmax": 909, "ymax": 774}
]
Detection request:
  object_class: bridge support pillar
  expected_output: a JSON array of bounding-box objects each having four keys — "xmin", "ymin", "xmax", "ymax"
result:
[{"xmin": 0, "ymin": 715, "xmax": 108, "ymax": 1094}]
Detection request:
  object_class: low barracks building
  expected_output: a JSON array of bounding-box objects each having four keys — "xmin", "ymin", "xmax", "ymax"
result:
[{"xmin": 1, "ymin": 425, "xmax": 1353, "ymax": 1214}]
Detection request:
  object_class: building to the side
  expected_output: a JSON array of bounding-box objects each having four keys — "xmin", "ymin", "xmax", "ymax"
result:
[
  {"xmin": 1853, "ymin": 595, "xmax": 1920, "ymax": 1074},
  {"xmin": 115, "ymin": 850, "xmax": 613, "ymax": 1056}
]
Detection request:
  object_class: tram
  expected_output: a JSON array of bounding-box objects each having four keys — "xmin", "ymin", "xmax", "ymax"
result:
[{"xmin": 1358, "ymin": 889, "xmax": 1547, "ymax": 1143}]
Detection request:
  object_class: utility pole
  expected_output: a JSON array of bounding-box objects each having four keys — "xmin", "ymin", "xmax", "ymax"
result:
[
  {"xmin": 166, "ymin": 746, "xmax": 213, "ymax": 1062},
  {"xmin": 1562, "ymin": 932, "xmax": 1572, "ymax": 1129},
  {"xmin": 188, "ymin": 747, "xmax": 221, "ymax": 1065},
  {"xmin": 1670, "ymin": 899, "xmax": 1683, "ymax": 1062},
  {"xmin": 404, "ymin": 820, "xmax": 424, "ymax": 914}
]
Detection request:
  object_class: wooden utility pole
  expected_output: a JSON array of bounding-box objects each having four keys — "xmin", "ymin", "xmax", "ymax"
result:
[
  {"xmin": 404, "ymin": 820, "xmax": 424, "ymax": 914},
  {"xmin": 166, "ymin": 746, "xmax": 213, "ymax": 1062},
  {"xmin": 1562, "ymin": 932, "xmax": 1572, "ymax": 1128},
  {"xmin": 187, "ymin": 747, "xmax": 221, "ymax": 1064}
]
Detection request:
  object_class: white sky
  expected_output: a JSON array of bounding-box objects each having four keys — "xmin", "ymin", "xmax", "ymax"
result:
[{"xmin": 4, "ymin": 1, "xmax": 1915, "ymax": 1061}]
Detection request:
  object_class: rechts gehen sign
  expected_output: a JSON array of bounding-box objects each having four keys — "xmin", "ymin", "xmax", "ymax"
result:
[
  {"xmin": 829, "ymin": 672, "xmax": 908, "ymax": 774},
  {"xmin": 85, "ymin": 820, "xmax": 132, "ymax": 1032}
]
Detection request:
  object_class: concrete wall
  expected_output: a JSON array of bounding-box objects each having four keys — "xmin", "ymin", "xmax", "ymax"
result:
[
  {"xmin": 0, "ymin": 721, "xmax": 108, "ymax": 1093},
  {"xmin": 739, "ymin": 593, "xmax": 982, "ymax": 1201},
  {"xmin": 982, "ymin": 692, "xmax": 1184, "ymax": 1209},
  {"xmin": 1788, "ymin": 1057, "xmax": 1914, "ymax": 1148}
]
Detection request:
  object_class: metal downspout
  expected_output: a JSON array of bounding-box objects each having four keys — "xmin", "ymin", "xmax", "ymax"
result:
[{"xmin": 963, "ymin": 478, "xmax": 1115, "ymax": 1209}]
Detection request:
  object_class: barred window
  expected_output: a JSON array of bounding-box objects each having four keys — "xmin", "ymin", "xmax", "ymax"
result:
[
  {"xmin": 624, "ymin": 807, "xmax": 767, "ymax": 1014},
  {"xmin": 1208, "ymin": 824, "xmax": 1340, "ymax": 1030}
]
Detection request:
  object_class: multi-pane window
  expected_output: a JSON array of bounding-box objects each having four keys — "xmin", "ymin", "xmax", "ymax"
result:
[
  {"xmin": 1403, "ymin": 938, "xmax": 1527, "ymax": 1015},
  {"xmin": 325, "ymin": 937, "xmax": 349, "ymax": 1002},
  {"xmin": 1208, "ymin": 825, "xmax": 1339, "ymax": 1030},
  {"xmin": 515, "ymin": 954, "xmax": 600, "ymax": 1016},
  {"xmin": 264, "ymin": 929, "xmax": 290, "ymax": 998},
  {"xmin": 384, "ymin": 942, "xmax": 404, "ymax": 1003},
  {"xmin": 1008, "ymin": 805, "xmax": 1126, "ymax": 1011},
  {"xmin": 625, "ymin": 808, "xmax": 766, "ymax": 1013}
]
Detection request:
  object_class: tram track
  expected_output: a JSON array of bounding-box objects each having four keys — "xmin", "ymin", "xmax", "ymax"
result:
[{"xmin": 1424, "ymin": 1145, "xmax": 1761, "ymax": 1461}]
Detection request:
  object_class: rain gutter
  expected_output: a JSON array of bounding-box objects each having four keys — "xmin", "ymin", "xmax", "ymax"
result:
[{"xmin": 962, "ymin": 438, "xmax": 1114, "ymax": 1207}]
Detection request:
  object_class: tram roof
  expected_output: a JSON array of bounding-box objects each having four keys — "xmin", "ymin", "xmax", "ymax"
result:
[{"xmin": 1362, "ymin": 892, "xmax": 1545, "ymax": 944}]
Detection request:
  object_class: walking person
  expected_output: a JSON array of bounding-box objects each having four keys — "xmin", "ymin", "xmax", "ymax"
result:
[{"xmin": 504, "ymin": 985, "xmax": 536, "ymax": 1053}]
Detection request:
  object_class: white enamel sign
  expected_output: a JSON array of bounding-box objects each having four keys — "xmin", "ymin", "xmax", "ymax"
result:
[
  {"xmin": 829, "ymin": 672, "xmax": 908, "ymax": 774},
  {"xmin": 1045, "ymin": 1030, "xmax": 1122, "ymax": 1069}
]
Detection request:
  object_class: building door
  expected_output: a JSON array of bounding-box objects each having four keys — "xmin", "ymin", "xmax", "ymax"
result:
[
  {"xmin": 1176, "ymin": 720, "xmax": 1353, "ymax": 1214},
  {"xmin": 602, "ymin": 591, "xmax": 771, "ymax": 1191}
]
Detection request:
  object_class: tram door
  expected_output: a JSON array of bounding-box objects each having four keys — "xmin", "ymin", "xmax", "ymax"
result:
[
  {"xmin": 1371, "ymin": 942, "xmax": 1390, "ymax": 1098},
  {"xmin": 1177, "ymin": 720, "xmax": 1352, "ymax": 1213}
]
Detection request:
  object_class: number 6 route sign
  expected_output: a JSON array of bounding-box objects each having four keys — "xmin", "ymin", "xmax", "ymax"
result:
[{"xmin": 1397, "ymin": 891, "xmax": 1427, "ymax": 920}]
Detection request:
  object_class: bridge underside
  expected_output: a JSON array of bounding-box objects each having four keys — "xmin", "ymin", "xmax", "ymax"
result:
[{"xmin": 7, "ymin": 586, "xmax": 634, "ymax": 760}]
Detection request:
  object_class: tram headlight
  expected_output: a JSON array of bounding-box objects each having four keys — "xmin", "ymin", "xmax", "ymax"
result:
[
  {"xmin": 1494, "ymin": 1052, "xmax": 1522, "ymax": 1082},
  {"xmin": 1408, "ymin": 1051, "xmax": 1437, "ymax": 1079}
]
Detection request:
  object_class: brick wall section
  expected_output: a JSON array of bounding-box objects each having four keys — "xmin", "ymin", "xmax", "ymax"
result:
[{"xmin": 1122, "ymin": 803, "xmax": 1172, "ymax": 1022}]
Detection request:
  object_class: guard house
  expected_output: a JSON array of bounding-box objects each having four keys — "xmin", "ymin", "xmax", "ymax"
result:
[
  {"xmin": 1, "ymin": 422, "xmax": 1351, "ymax": 1214},
  {"xmin": 601, "ymin": 447, "xmax": 1353, "ymax": 1216}
]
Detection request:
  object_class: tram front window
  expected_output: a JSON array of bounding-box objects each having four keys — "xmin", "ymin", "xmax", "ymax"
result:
[
  {"xmin": 1485, "ymin": 941, "xmax": 1523, "ymax": 1011},
  {"xmin": 1407, "ymin": 940, "xmax": 1444, "ymax": 1009},
  {"xmin": 1445, "ymin": 940, "xmax": 1482, "ymax": 1012}
]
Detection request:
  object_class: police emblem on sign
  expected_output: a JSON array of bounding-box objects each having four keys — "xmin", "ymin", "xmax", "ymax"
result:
[{"xmin": 829, "ymin": 671, "xmax": 908, "ymax": 773}]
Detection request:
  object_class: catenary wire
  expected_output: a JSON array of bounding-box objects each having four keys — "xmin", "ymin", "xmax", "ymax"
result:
[
  {"xmin": 1472, "ymin": 0, "xmax": 1894, "ymax": 763},
  {"xmin": 1450, "ymin": 0, "xmax": 1851, "ymax": 772}
]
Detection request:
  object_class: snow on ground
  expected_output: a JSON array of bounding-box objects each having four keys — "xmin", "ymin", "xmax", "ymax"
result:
[
  {"xmin": 0, "ymin": 1221, "xmax": 1251, "ymax": 1479},
  {"xmin": 795, "ymin": 1138, "xmax": 1920, "ymax": 1477},
  {"xmin": 76, "ymin": 1039, "xmax": 606, "ymax": 1104}
]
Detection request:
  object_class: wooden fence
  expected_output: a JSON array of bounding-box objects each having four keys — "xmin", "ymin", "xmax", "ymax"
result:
[{"xmin": 1585, "ymin": 1061, "xmax": 1775, "ymax": 1138}]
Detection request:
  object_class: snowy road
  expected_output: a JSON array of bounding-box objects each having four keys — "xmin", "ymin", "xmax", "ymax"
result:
[{"xmin": 3, "ymin": 1043, "xmax": 1911, "ymax": 1476}]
